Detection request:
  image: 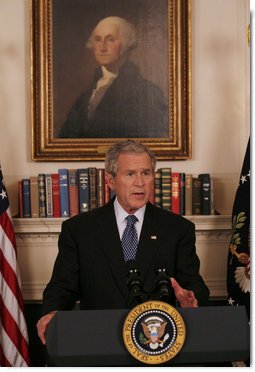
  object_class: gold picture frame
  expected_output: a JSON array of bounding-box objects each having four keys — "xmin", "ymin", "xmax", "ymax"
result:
[{"xmin": 31, "ymin": 0, "xmax": 191, "ymax": 161}]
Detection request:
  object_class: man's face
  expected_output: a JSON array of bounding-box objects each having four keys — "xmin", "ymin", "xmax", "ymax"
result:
[
  {"xmin": 93, "ymin": 22, "xmax": 122, "ymax": 71},
  {"xmin": 106, "ymin": 152, "xmax": 154, "ymax": 214}
]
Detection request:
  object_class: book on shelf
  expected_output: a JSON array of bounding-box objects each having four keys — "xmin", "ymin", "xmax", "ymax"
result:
[
  {"xmin": 30, "ymin": 176, "xmax": 39, "ymax": 218},
  {"xmin": 38, "ymin": 173, "xmax": 46, "ymax": 218},
  {"xmin": 154, "ymin": 169, "xmax": 162, "ymax": 208},
  {"xmin": 210, "ymin": 176, "xmax": 215, "ymax": 215},
  {"xmin": 22, "ymin": 178, "xmax": 31, "ymax": 218},
  {"xmin": 77, "ymin": 168, "xmax": 89, "ymax": 213},
  {"xmin": 45, "ymin": 174, "xmax": 54, "ymax": 218},
  {"xmin": 171, "ymin": 172, "xmax": 180, "ymax": 214},
  {"xmin": 88, "ymin": 168, "xmax": 97, "ymax": 210},
  {"xmin": 68, "ymin": 169, "xmax": 79, "ymax": 217},
  {"xmin": 199, "ymin": 173, "xmax": 211, "ymax": 215},
  {"xmin": 161, "ymin": 168, "xmax": 172, "ymax": 211},
  {"xmin": 192, "ymin": 177, "xmax": 202, "ymax": 215},
  {"xmin": 18, "ymin": 180, "xmax": 23, "ymax": 218},
  {"xmin": 52, "ymin": 173, "xmax": 61, "ymax": 217},
  {"xmin": 58, "ymin": 169, "xmax": 70, "ymax": 217},
  {"xmin": 185, "ymin": 174, "xmax": 193, "ymax": 215},
  {"xmin": 97, "ymin": 169, "xmax": 105, "ymax": 208},
  {"xmin": 180, "ymin": 173, "xmax": 185, "ymax": 216}
]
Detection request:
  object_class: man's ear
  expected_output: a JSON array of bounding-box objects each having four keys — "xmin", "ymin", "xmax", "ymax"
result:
[{"xmin": 105, "ymin": 172, "xmax": 115, "ymax": 190}]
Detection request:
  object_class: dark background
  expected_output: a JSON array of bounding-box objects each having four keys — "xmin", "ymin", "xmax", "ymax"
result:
[{"xmin": 52, "ymin": 0, "xmax": 169, "ymax": 137}]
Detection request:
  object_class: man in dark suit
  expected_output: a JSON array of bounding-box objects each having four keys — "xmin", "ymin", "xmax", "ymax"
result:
[
  {"xmin": 58, "ymin": 16, "xmax": 168, "ymax": 138},
  {"xmin": 37, "ymin": 140, "xmax": 209, "ymax": 344}
]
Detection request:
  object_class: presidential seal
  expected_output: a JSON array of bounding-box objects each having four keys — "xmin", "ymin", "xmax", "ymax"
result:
[{"xmin": 123, "ymin": 301, "xmax": 186, "ymax": 365}]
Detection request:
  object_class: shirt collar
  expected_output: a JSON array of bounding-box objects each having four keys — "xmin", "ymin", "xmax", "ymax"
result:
[
  {"xmin": 101, "ymin": 66, "xmax": 118, "ymax": 80},
  {"xmin": 114, "ymin": 197, "xmax": 146, "ymax": 223}
]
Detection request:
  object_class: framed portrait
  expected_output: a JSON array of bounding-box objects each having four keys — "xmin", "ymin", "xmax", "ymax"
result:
[{"xmin": 31, "ymin": 0, "xmax": 191, "ymax": 161}]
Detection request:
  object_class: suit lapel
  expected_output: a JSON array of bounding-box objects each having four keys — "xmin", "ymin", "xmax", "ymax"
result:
[
  {"xmin": 136, "ymin": 203, "xmax": 161, "ymax": 278},
  {"xmin": 95, "ymin": 202, "xmax": 129, "ymax": 301},
  {"xmin": 94, "ymin": 202, "xmax": 162, "ymax": 301}
]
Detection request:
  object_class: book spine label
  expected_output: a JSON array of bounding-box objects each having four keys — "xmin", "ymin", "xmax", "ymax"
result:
[
  {"xmin": 52, "ymin": 173, "xmax": 61, "ymax": 217},
  {"xmin": 22, "ymin": 179, "xmax": 31, "ymax": 218},
  {"xmin": 97, "ymin": 169, "xmax": 105, "ymax": 208},
  {"xmin": 171, "ymin": 173, "xmax": 180, "ymax": 214},
  {"xmin": 89, "ymin": 168, "xmax": 97, "ymax": 210},
  {"xmin": 58, "ymin": 169, "xmax": 70, "ymax": 217},
  {"xmin": 199, "ymin": 174, "xmax": 211, "ymax": 215},
  {"xmin": 77, "ymin": 169, "xmax": 89, "ymax": 213},
  {"xmin": 38, "ymin": 174, "xmax": 46, "ymax": 218},
  {"xmin": 154, "ymin": 170, "xmax": 162, "ymax": 208},
  {"xmin": 45, "ymin": 174, "xmax": 53, "ymax": 217},
  {"xmin": 161, "ymin": 168, "xmax": 172, "ymax": 211}
]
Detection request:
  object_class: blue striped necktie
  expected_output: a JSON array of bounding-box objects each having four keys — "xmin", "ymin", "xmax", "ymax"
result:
[{"xmin": 121, "ymin": 215, "xmax": 138, "ymax": 261}]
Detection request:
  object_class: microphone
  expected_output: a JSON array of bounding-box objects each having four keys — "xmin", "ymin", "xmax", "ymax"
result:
[
  {"xmin": 126, "ymin": 261, "xmax": 144, "ymax": 304},
  {"xmin": 155, "ymin": 266, "xmax": 173, "ymax": 301}
]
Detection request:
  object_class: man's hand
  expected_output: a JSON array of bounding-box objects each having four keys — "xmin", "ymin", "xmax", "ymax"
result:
[
  {"xmin": 36, "ymin": 311, "xmax": 57, "ymax": 345},
  {"xmin": 170, "ymin": 277, "xmax": 198, "ymax": 308}
]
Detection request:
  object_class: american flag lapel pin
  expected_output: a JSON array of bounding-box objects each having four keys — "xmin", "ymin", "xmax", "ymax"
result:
[{"xmin": 151, "ymin": 235, "xmax": 157, "ymax": 240}]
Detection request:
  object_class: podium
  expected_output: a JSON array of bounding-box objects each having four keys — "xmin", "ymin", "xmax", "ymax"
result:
[{"xmin": 46, "ymin": 306, "xmax": 249, "ymax": 366}]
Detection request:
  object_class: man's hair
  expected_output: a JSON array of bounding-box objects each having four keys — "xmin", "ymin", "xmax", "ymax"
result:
[
  {"xmin": 86, "ymin": 16, "xmax": 137, "ymax": 55},
  {"xmin": 105, "ymin": 140, "xmax": 156, "ymax": 177}
]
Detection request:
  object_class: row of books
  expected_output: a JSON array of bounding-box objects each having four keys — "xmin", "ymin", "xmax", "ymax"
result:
[
  {"xmin": 153, "ymin": 170, "xmax": 212, "ymax": 215},
  {"xmin": 17, "ymin": 168, "xmax": 213, "ymax": 218}
]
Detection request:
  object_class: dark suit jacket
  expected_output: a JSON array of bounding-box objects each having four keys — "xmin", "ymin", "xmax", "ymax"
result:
[
  {"xmin": 58, "ymin": 62, "xmax": 168, "ymax": 138},
  {"xmin": 42, "ymin": 201, "xmax": 209, "ymax": 315}
]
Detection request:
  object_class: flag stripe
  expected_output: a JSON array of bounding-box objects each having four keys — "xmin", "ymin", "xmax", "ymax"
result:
[
  {"xmin": 0, "ymin": 249, "xmax": 24, "ymax": 311},
  {"xmin": 0, "ymin": 224, "xmax": 19, "ymax": 276},
  {"xmin": 0, "ymin": 319, "xmax": 26, "ymax": 367},
  {"xmin": 0, "ymin": 212, "xmax": 17, "ymax": 252},
  {"xmin": 0, "ymin": 272, "xmax": 28, "ymax": 339},
  {"xmin": 0, "ymin": 166, "xmax": 30, "ymax": 366},
  {"xmin": 0, "ymin": 296, "xmax": 29, "ymax": 366},
  {"xmin": 0, "ymin": 342, "xmax": 11, "ymax": 367}
]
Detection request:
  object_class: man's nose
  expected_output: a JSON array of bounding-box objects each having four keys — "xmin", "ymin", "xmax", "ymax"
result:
[
  {"xmin": 99, "ymin": 39, "xmax": 107, "ymax": 51},
  {"xmin": 134, "ymin": 174, "xmax": 145, "ymax": 186}
]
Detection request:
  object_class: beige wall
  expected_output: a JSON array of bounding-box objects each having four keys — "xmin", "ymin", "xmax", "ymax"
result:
[{"xmin": 0, "ymin": 0, "xmax": 250, "ymax": 216}]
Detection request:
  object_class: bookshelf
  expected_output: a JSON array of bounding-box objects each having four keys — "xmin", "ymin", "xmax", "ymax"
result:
[{"xmin": 13, "ymin": 215, "xmax": 232, "ymax": 302}]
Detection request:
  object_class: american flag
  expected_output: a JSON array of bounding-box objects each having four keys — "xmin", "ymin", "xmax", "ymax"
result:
[
  {"xmin": 227, "ymin": 138, "xmax": 250, "ymax": 319},
  {"xmin": 0, "ymin": 165, "xmax": 30, "ymax": 366}
]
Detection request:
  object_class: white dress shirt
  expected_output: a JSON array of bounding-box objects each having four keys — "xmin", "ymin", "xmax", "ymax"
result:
[{"xmin": 113, "ymin": 197, "xmax": 146, "ymax": 241}]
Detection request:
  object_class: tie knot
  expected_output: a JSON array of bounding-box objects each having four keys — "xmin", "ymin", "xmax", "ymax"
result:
[{"xmin": 126, "ymin": 215, "xmax": 138, "ymax": 226}]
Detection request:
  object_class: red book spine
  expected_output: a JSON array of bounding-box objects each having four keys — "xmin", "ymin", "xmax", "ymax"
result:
[
  {"xmin": 171, "ymin": 173, "xmax": 180, "ymax": 214},
  {"xmin": 68, "ymin": 169, "xmax": 79, "ymax": 216},
  {"xmin": 52, "ymin": 173, "xmax": 61, "ymax": 217}
]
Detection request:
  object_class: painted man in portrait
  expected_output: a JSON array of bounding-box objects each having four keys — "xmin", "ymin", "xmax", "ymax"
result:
[{"xmin": 58, "ymin": 16, "xmax": 168, "ymax": 139}]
